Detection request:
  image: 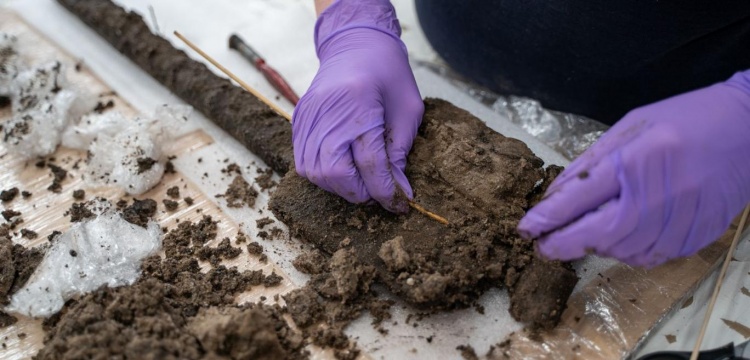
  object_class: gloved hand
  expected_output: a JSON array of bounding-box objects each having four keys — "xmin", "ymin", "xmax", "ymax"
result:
[
  {"xmin": 292, "ymin": 0, "xmax": 424, "ymax": 213},
  {"xmin": 518, "ymin": 71, "xmax": 750, "ymax": 267}
]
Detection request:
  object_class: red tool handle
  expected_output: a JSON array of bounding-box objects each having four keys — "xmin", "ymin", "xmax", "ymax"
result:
[{"xmin": 256, "ymin": 60, "xmax": 300, "ymax": 105}]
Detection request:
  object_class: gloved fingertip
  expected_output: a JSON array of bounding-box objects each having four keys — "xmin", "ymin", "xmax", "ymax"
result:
[
  {"xmin": 536, "ymin": 235, "xmax": 588, "ymax": 261},
  {"xmin": 517, "ymin": 209, "xmax": 556, "ymax": 240}
]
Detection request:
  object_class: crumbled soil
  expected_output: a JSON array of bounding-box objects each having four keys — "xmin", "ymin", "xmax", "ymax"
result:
[
  {"xmin": 263, "ymin": 272, "xmax": 283, "ymax": 287},
  {"xmin": 165, "ymin": 159, "xmax": 176, "ymax": 174},
  {"xmin": 163, "ymin": 199, "xmax": 179, "ymax": 211},
  {"xmin": 284, "ymin": 247, "xmax": 389, "ymax": 359},
  {"xmin": 20, "ymin": 228, "xmax": 38, "ymax": 239},
  {"xmin": 72, "ymin": 189, "xmax": 85, "ymax": 200},
  {"xmin": 35, "ymin": 215, "xmax": 308, "ymax": 360},
  {"xmin": 0, "ymin": 230, "xmax": 44, "ymax": 306},
  {"xmin": 223, "ymin": 175, "xmax": 258, "ymax": 208},
  {"xmin": 121, "ymin": 198, "xmax": 157, "ymax": 227},
  {"xmin": 135, "ymin": 157, "xmax": 156, "ymax": 174},
  {"xmin": 457, "ymin": 345, "xmax": 479, "ymax": 360},
  {"xmin": 221, "ymin": 163, "xmax": 242, "ymax": 176},
  {"xmin": 0, "ymin": 310, "xmax": 17, "ymax": 328},
  {"xmin": 67, "ymin": 202, "xmax": 95, "ymax": 223},
  {"xmin": 21, "ymin": 190, "xmax": 32, "ymax": 198},
  {"xmin": 47, "ymin": 164, "xmax": 67, "ymax": 193},
  {"xmin": 271, "ymin": 98, "xmax": 577, "ymax": 328},
  {"xmin": 256, "ymin": 217, "xmax": 274, "ymax": 230},
  {"xmin": 1, "ymin": 209, "xmax": 21, "ymax": 221},
  {"xmin": 92, "ymin": 99, "xmax": 114, "ymax": 113},
  {"xmin": 246, "ymin": 242, "xmax": 263, "ymax": 255},
  {"xmin": 255, "ymin": 168, "xmax": 277, "ymax": 191},
  {"xmin": 0, "ymin": 96, "xmax": 10, "ymax": 109},
  {"xmin": 232, "ymin": 231, "xmax": 246, "ymax": 245},
  {"xmin": 184, "ymin": 196, "xmax": 194, "ymax": 206},
  {"xmin": 166, "ymin": 186, "xmax": 180, "ymax": 198},
  {"xmin": 1, "ymin": 187, "xmax": 19, "ymax": 202},
  {"xmin": 196, "ymin": 237, "xmax": 242, "ymax": 267},
  {"xmin": 292, "ymin": 250, "xmax": 327, "ymax": 275}
]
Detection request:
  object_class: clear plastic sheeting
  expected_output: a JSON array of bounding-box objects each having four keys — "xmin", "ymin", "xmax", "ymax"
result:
[
  {"xmin": 6, "ymin": 199, "xmax": 162, "ymax": 318},
  {"xmin": 492, "ymin": 96, "xmax": 608, "ymax": 160},
  {"xmin": 62, "ymin": 104, "xmax": 191, "ymax": 195},
  {"xmin": 419, "ymin": 61, "xmax": 609, "ymax": 161}
]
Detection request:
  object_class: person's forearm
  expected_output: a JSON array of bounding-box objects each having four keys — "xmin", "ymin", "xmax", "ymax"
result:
[{"xmin": 314, "ymin": 0, "xmax": 335, "ymax": 16}]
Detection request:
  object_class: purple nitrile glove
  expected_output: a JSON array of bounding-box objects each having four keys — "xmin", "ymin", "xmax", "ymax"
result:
[
  {"xmin": 292, "ymin": 0, "xmax": 424, "ymax": 213},
  {"xmin": 518, "ymin": 70, "xmax": 750, "ymax": 267}
]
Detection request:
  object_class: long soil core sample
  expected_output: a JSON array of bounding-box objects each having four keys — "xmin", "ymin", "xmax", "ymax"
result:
[{"xmin": 56, "ymin": 0, "xmax": 293, "ymax": 175}]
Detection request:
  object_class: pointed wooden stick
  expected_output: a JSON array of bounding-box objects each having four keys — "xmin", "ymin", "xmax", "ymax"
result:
[
  {"xmin": 690, "ymin": 204, "xmax": 750, "ymax": 360},
  {"xmin": 174, "ymin": 31, "xmax": 450, "ymax": 225}
]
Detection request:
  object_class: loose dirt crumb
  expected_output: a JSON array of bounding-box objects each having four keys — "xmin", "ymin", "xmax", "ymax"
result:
[
  {"xmin": 197, "ymin": 238, "xmax": 242, "ymax": 267},
  {"xmin": 164, "ymin": 159, "xmax": 176, "ymax": 174},
  {"xmin": 457, "ymin": 345, "xmax": 479, "ymax": 360},
  {"xmin": 223, "ymin": 175, "xmax": 258, "ymax": 208},
  {"xmin": 246, "ymin": 242, "xmax": 263, "ymax": 255},
  {"xmin": 1, "ymin": 209, "xmax": 20, "ymax": 222},
  {"xmin": 135, "ymin": 157, "xmax": 157, "ymax": 175},
  {"xmin": 0, "ymin": 187, "xmax": 19, "ymax": 202},
  {"xmin": 256, "ymin": 217, "xmax": 274, "ymax": 230},
  {"xmin": 92, "ymin": 100, "xmax": 114, "ymax": 113},
  {"xmin": 67, "ymin": 202, "xmax": 95, "ymax": 223},
  {"xmin": 221, "ymin": 163, "xmax": 242, "ymax": 176},
  {"xmin": 121, "ymin": 198, "xmax": 157, "ymax": 227},
  {"xmin": 163, "ymin": 199, "xmax": 179, "ymax": 211},
  {"xmin": 255, "ymin": 168, "xmax": 277, "ymax": 191},
  {"xmin": 1, "ymin": 233, "xmax": 44, "ymax": 306},
  {"xmin": 20, "ymin": 228, "xmax": 37, "ymax": 239},
  {"xmin": 72, "ymin": 189, "xmax": 85, "ymax": 200},
  {"xmin": 184, "ymin": 196, "xmax": 194, "ymax": 205},
  {"xmin": 292, "ymin": 250, "xmax": 327, "ymax": 275},
  {"xmin": 166, "ymin": 186, "xmax": 180, "ymax": 198},
  {"xmin": 263, "ymin": 272, "xmax": 283, "ymax": 287},
  {"xmin": 47, "ymin": 164, "xmax": 68, "ymax": 193},
  {"xmin": 0, "ymin": 311, "xmax": 17, "ymax": 328},
  {"xmin": 21, "ymin": 190, "xmax": 31, "ymax": 198},
  {"xmin": 235, "ymin": 231, "xmax": 248, "ymax": 244},
  {"xmin": 665, "ymin": 334, "xmax": 676, "ymax": 344}
]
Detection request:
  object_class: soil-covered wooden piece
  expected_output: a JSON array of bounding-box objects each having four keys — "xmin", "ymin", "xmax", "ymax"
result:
[
  {"xmin": 271, "ymin": 99, "xmax": 577, "ymax": 328},
  {"xmin": 57, "ymin": 0, "xmax": 293, "ymax": 174}
]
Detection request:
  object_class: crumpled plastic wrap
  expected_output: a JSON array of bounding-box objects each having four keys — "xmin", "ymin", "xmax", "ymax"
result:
[
  {"xmin": 419, "ymin": 61, "xmax": 608, "ymax": 161},
  {"xmin": 6, "ymin": 199, "xmax": 162, "ymax": 318}
]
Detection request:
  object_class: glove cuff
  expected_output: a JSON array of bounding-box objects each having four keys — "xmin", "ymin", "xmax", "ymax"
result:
[
  {"xmin": 314, "ymin": 0, "xmax": 402, "ymax": 58},
  {"xmin": 725, "ymin": 69, "xmax": 750, "ymax": 96}
]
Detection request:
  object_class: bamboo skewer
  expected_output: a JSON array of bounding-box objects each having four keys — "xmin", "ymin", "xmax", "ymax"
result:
[
  {"xmin": 689, "ymin": 204, "xmax": 750, "ymax": 360},
  {"xmin": 174, "ymin": 31, "xmax": 450, "ymax": 225}
]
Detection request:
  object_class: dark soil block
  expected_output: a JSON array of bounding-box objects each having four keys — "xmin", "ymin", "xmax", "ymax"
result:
[{"xmin": 270, "ymin": 98, "xmax": 577, "ymax": 328}]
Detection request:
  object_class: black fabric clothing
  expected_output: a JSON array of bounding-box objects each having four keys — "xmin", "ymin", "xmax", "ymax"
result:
[{"xmin": 415, "ymin": 0, "xmax": 750, "ymax": 125}]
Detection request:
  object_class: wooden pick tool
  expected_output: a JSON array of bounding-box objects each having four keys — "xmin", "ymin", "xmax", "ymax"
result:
[{"xmin": 173, "ymin": 31, "xmax": 449, "ymax": 225}]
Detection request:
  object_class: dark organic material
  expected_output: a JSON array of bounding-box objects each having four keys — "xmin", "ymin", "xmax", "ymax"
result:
[{"xmin": 271, "ymin": 99, "xmax": 577, "ymax": 327}]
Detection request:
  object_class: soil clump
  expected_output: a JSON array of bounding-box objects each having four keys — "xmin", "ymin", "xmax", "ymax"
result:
[
  {"xmin": 222, "ymin": 175, "xmax": 258, "ymax": 208},
  {"xmin": 0, "ymin": 187, "xmax": 19, "ymax": 202},
  {"xmin": 47, "ymin": 164, "xmax": 67, "ymax": 193},
  {"xmin": 271, "ymin": 99, "xmax": 577, "ymax": 328},
  {"xmin": 35, "ymin": 215, "xmax": 308, "ymax": 360},
  {"xmin": 0, "ymin": 225, "xmax": 44, "ymax": 329}
]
